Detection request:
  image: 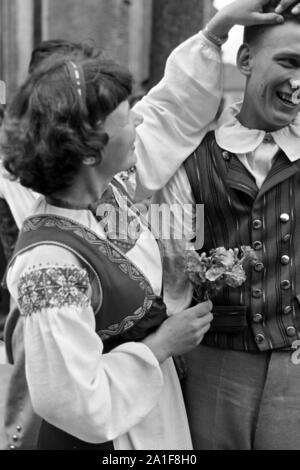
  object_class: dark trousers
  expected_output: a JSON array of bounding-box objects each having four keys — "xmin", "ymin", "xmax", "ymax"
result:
[
  {"xmin": 182, "ymin": 344, "xmax": 300, "ymax": 450},
  {"xmin": 38, "ymin": 421, "xmax": 114, "ymax": 450}
]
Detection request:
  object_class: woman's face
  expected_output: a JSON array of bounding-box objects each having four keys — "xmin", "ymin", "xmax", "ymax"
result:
[{"xmin": 100, "ymin": 100, "xmax": 143, "ymax": 176}]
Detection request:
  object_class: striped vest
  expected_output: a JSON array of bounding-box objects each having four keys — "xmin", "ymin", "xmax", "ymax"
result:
[{"xmin": 185, "ymin": 131, "xmax": 300, "ymax": 352}]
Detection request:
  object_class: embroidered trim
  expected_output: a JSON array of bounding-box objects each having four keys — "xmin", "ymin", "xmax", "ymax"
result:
[
  {"xmin": 99, "ymin": 296, "xmax": 154, "ymax": 339},
  {"xmin": 20, "ymin": 215, "xmax": 154, "ymax": 296},
  {"xmin": 13, "ymin": 241, "xmax": 103, "ymax": 315},
  {"xmin": 18, "ymin": 265, "xmax": 90, "ymax": 317}
]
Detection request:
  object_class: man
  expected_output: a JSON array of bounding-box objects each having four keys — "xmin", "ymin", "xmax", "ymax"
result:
[{"xmin": 153, "ymin": 0, "xmax": 300, "ymax": 450}]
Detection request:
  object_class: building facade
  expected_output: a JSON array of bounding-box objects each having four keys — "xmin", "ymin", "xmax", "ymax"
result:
[{"xmin": 0, "ymin": 0, "xmax": 215, "ymax": 100}]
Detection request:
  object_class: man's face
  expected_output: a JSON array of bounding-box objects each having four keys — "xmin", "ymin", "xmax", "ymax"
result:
[{"xmin": 245, "ymin": 22, "xmax": 300, "ymax": 131}]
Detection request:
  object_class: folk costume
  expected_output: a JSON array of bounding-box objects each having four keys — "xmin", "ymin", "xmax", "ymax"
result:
[
  {"xmin": 6, "ymin": 180, "xmax": 192, "ymax": 450},
  {"xmin": 153, "ymin": 102, "xmax": 300, "ymax": 449}
]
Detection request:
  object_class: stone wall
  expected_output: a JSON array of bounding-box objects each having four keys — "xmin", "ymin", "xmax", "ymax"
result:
[
  {"xmin": 48, "ymin": 0, "xmax": 131, "ymax": 68},
  {"xmin": 0, "ymin": 0, "xmax": 214, "ymax": 99},
  {"xmin": 47, "ymin": 0, "xmax": 153, "ymax": 92},
  {"xmin": 0, "ymin": 0, "xmax": 34, "ymax": 100},
  {"xmin": 149, "ymin": 0, "xmax": 210, "ymax": 87},
  {"xmin": 47, "ymin": 0, "xmax": 213, "ymax": 89}
]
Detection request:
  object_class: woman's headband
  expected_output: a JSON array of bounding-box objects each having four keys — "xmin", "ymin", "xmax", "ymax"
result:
[{"xmin": 66, "ymin": 60, "xmax": 87, "ymax": 108}]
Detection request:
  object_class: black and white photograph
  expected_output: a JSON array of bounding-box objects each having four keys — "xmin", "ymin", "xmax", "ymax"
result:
[{"xmin": 0, "ymin": 0, "xmax": 300, "ymax": 453}]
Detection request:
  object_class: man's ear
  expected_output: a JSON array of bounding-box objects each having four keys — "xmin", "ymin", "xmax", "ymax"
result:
[{"xmin": 236, "ymin": 44, "xmax": 253, "ymax": 77}]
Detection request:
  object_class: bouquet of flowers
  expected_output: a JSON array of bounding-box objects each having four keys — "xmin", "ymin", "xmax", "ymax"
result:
[{"xmin": 185, "ymin": 245, "xmax": 257, "ymax": 301}]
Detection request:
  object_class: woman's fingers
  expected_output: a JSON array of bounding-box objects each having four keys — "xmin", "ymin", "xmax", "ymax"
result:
[
  {"xmin": 251, "ymin": 11, "xmax": 284, "ymax": 23},
  {"xmin": 188, "ymin": 300, "xmax": 212, "ymax": 318},
  {"xmin": 275, "ymin": 0, "xmax": 300, "ymax": 14},
  {"xmin": 291, "ymin": 3, "xmax": 300, "ymax": 14}
]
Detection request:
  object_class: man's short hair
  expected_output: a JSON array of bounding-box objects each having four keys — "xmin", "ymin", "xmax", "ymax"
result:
[{"xmin": 244, "ymin": 0, "xmax": 300, "ymax": 47}]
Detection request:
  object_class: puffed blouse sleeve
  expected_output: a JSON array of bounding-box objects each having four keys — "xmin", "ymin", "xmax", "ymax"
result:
[
  {"xmin": 6, "ymin": 244, "xmax": 163, "ymax": 444},
  {"xmin": 133, "ymin": 31, "xmax": 223, "ymax": 199}
]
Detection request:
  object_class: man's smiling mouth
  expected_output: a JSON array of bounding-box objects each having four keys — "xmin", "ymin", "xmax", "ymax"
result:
[{"xmin": 276, "ymin": 91, "xmax": 297, "ymax": 107}]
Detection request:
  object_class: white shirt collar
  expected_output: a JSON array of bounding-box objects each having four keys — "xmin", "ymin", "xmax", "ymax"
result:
[{"xmin": 215, "ymin": 101, "xmax": 300, "ymax": 162}]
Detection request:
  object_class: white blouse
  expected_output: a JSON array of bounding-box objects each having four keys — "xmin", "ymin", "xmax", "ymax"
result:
[{"xmin": 7, "ymin": 190, "xmax": 192, "ymax": 449}]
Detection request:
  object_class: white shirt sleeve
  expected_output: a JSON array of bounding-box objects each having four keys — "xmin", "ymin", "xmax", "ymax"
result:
[
  {"xmin": 133, "ymin": 31, "xmax": 223, "ymax": 199},
  {"xmin": 0, "ymin": 170, "xmax": 39, "ymax": 228},
  {"xmin": 7, "ymin": 245, "xmax": 163, "ymax": 444},
  {"xmin": 151, "ymin": 167, "xmax": 196, "ymax": 315}
]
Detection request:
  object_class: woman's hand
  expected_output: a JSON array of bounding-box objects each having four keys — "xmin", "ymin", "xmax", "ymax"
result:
[
  {"xmin": 142, "ymin": 301, "xmax": 213, "ymax": 364},
  {"xmin": 275, "ymin": 0, "xmax": 300, "ymax": 14},
  {"xmin": 207, "ymin": 0, "xmax": 285, "ymax": 39}
]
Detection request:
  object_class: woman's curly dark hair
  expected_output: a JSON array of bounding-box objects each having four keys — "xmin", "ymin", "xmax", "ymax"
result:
[
  {"xmin": 28, "ymin": 38, "xmax": 103, "ymax": 73},
  {"xmin": 1, "ymin": 55, "xmax": 132, "ymax": 195}
]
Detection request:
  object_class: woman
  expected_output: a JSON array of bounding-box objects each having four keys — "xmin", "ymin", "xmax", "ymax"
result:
[{"xmin": 1, "ymin": 55, "xmax": 213, "ymax": 450}]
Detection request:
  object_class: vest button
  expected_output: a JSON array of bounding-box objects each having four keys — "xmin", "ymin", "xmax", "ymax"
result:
[
  {"xmin": 253, "ymin": 313, "xmax": 263, "ymax": 323},
  {"xmin": 253, "ymin": 241, "xmax": 263, "ymax": 251},
  {"xmin": 254, "ymin": 262, "xmax": 264, "ymax": 272},
  {"xmin": 255, "ymin": 333, "xmax": 265, "ymax": 344},
  {"xmin": 252, "ymin": 288, "xmax": 263, "ymax": 298},
  {"xmin": 281, "ymin": 255, "xmax": 290, "ymax": 265},
  {"xmin": 280, "ymin": 213, "xmax": 290, "ymax": 223},
  {"xmin": 16, "ymin": 425, "xmax": 22, "ymax": 432},
  {"xmin": 222, "ymin": 151, "xmax": 230, "ymax": 161},
  {"xmin": 281, "ymin": 280, "xmax": 291, "ymax": 290},
  {"xmin": 283, "ymin": 305, "xmax": 292, "ymax": 315},
  {"xmin": 253, "ymin": 219, "xmax": 262, "ymax": 230},
  {"xmin": 12, "ymin": 435, "xmax": 18, "ymax": 442},
  {"xmin": 286, "ymin": 326, "xmax": 296, "ymax": 337},
  {"xmin": 9, "ymin": 445, "xmax": 15, "ymax": 450},
  {"xmin": 282, "ymin": 234, "xmax": 291, "ymax": 243}
]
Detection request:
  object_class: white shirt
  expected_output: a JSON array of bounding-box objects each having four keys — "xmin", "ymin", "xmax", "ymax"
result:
[
  {"xmin": 153, "ymin": 102, "xmax": 300, "ymax": 314},
  {"xmin": 216, "ymin": 101, "xmax": 300, "ymax": 188},
  {"xmin": 0, "ymin": 31, "xmax": 223, "ymax": 225}
]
